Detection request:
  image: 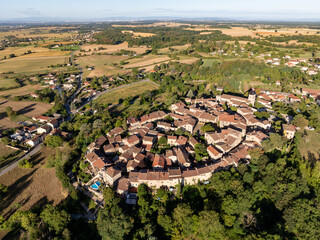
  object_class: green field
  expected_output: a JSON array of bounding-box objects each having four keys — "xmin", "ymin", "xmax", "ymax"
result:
[
  {"xmin": 95, "ymin": 81, "xmax": 159, "ymax": 105},
  {"xmin": 0, "ymin": 79, "xmax": 19, "ymax": 89},
  {"xmin": 202, "ymin": 58, "xmax": 220, "ymax": 67}
]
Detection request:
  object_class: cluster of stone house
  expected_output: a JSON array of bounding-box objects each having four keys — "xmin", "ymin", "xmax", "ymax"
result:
[{"xmin": 83, "ymin": 92, "xmax": 301, "ymax": 197}]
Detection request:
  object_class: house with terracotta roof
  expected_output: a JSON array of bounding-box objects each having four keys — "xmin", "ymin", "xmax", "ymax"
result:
[
  {"xmin": 37, "ymin": 124, "xmax": 52, "ymax": 134},
  {"xmin": 167, "ymin": 135, "xmax": 178, "ymax": 146},
  {"xmin": 86, "ymin": 150, "xmax": 110, "ymax": 171},
  {"xmin": 207, "ymin": 145, "xmax": 223, "ymax": 160},
  {"xmin": 117, "ymin": 178, "xmax": 130, "ymax": 196},
  {"xmin": 176, "ymin": 147, "xmax": 191, "ymax": 168},
  {"xmin": 283, "ymin": 124, "xmax": 296, "ymax": 139},
  {"xmin": 88, "ymin": 136, "xmax": 107, "ymax": 153},
  {"xmin": 218, "ymin": 113, "xmax": 235, "ymax": 128},
  {"xmin": 246, "ymin": 131, "xmax": 268, "ymax": 144},
  {"xmin": 177, "ymin": 136, "xmax": 188, "ymax": 146},
  {"xmin": 152, "ymin": 155, "xmax": 166, "ymax": 170},
  {"xmin": 127, "ymin": 117, "xmax": 140, "ymax": 129},
  {"xmin": 123, "ymin": 135, "xmax": 140, "ymax": 147},
  {"xmin": 107, "ymin": 127, "xmax": 124, "ymax": 137},
  {"xmin": 103, "ymin": 166, "xmax": 122, "ymax": 184},
  {"xmin": 33, "ymin": 115, "xmax": 51, "ymax": 123}
]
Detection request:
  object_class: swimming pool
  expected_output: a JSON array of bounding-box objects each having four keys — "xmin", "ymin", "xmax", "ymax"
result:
[{"xmin": 91, "ymin": 181, "xmax": 101, "ymax": 190}]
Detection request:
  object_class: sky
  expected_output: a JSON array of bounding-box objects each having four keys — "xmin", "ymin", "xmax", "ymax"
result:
[{"xmin": 1, "ymin": 0, "xmax": 320, "ymax": 22}]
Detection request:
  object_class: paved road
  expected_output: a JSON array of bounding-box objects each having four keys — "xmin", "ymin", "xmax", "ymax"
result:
[
  {"xmin": 0, "ymin": 143, "xmax": 43, "ymax": 176},
  {"xmin": 74, "ymin": 79, "xmax": 159, "ymax": 112}
]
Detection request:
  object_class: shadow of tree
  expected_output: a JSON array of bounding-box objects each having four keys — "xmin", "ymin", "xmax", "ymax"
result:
[
  {"xmin": 0, "ymin": 169, "xmax": 36, "ymax": 219},
  {"xmin": 0, "ymin": 100, "xmax": 8, "ymax": 106},
  {"xmin": 16, "ymin": 104, "xmax": 36, "ymax": 116}
]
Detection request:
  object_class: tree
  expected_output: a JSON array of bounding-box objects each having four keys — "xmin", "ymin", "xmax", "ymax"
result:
[
  {"xmin": 172, "ymin": 203, "xmax": 195, "ymax": 238},
  {"xmin": 40, "ymin": 205, "xmax": 70, "ymax": 234},
  {"xmin": 6, "ymin": 106, "xmax": 16, "ymax": 118},
  {"xmin": 97, "ymin": 205, "xmax": 133, "ymax": 240},
  {"xmin": 158, "ymin": 136, "xmax": 167, "ymax": 146},
  {"xmin": 45, "ymin": 135, "xmax": 64, "ymax": 147},
  {"xmin": 262, "ymin": 133, "xmax": 286, "ymax": 152},
  {"xmin": 195, "ymin": 143, "xmax": 208, "ymax": 161},
  {"xmin": 18, "ymin": 158, "xmax": 33, "ymax": 168},
  {"xmin": 201, "ymin": 123, "xmax": 215, "ymax": 132},
  {"xmin": 292, "ymin": 114, "xmax": 308, "ymax": 128},
  {"xmin": 196, "ymin": 211, "xmax": 225, "ymax": 239},
  {"xmin": 115, "ymin": 119, "xmax": 122, "ymax": 128},
  {"xmin": 283, "ymin": 199, "xmax": 320, "ymax": 239},
  {"xmin": 93, "ymin": 119, "xmax": 103, "ymax": 129}
]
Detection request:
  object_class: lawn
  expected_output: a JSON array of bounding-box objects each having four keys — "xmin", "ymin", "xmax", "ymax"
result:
[
  {"xmin": 95, "ymin": 81, "xmax": 159, "ymax": 105},
  {"xmin": 0, "ymin": 78, "xmax": 20, "ymax": 89},
  {"xmin": 0, "ymin": 147, "xmax": 67, "ymax": 219},
  {"xmin": 202, "ymin": 58, "xmax": 221, "ymax": 67}
]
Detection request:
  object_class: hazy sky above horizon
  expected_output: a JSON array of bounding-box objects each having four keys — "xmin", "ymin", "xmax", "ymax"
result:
[{"xmin": 1, "ymin": 0, "xmax": 320, "ymax": 21}]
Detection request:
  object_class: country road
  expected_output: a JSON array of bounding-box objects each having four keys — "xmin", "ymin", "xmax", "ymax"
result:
[
  {"xmin": 74, "ymin": 79, "xmax": 159, "ymax": 112},
  {"xmin": 0, "ymin": 143, "xmax": 43, "ymax": 176},
  {"xmin": 0, "ymin": 78, "xmax": 159, "ymax": 176}
]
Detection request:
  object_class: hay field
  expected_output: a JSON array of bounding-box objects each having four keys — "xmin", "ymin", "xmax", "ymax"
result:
[
  {"xmin": 112, "ymin": 22, "xmax": 191, "ymax": 28},
  {"xmin": 78, "ymin": 42, "xmax": 150, "ymax": 55},
  {"xmin": 76, "ymin": 55, "xmax": 129, "ymax": 78},
  {"xmin": 0, "ymin": 55, "xmax": 69, "ymax": 74},
  {"xmin": 95, "ymin": 81, "xmax": 159, "ymax": 105},
  {"xmin": 175, "ymin": 56, "xmax": 198, "ymax": 64},
  {"xmin": 0, "ymin": 99, "xmax": 51, "ymax": 130},
  {"xmin": 0, "ymin": 147, "xmax": 67, "ymax": 219},
  {"xmin": 0, "ymin": 27, "xmax": 74, "ymax": 40},
  {"xmin": 0, "ymin": 84, "xmax": 43, "ymax": 98},
  {"xmin": 0, "ymin": 46, "xmax": 54, "ymax": 59},
  {"xmin": 187, "ymin": 26, "xmax": 320, "ymax": 37},
  {"xmin": 121, "ymin": 30, "xmax": 156, "ymax": 37},
  {"xmin": 124, "ymin": 55, "xmax": 171, "ymax": 69},
  {"xmin": 139, "ymin": 61, "xmax": 171, "ymax": 72},
  {"xmin": 255, "ymin": 28, "xmax": 320, "ymax": 36},
  {"xmin": 158, "ymin": 44, "xmax": 191, "ymax": 53}
]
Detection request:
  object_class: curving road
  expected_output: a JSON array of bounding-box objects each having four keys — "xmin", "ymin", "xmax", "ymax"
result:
[
  {"xmin": 74, "ymin": 79, "xmax": 159, "ymax": 112},
  {"xmin": 0, "ymin": 143, "xmax": 43, "ymax": 176},
  {"xmin": 0, "ymin": 78, "xmax": 159, "ymax": 176}
]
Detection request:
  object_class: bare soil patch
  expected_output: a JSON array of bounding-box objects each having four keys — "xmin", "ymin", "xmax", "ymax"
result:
[{"xmin": 0, "ymin": 147, "xmax": 67, "ymax": 219}]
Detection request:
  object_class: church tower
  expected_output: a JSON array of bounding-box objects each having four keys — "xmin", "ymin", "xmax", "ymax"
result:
[{"xmin": 248, "ymin": 88, "xmax": 256, "ymax": 105}]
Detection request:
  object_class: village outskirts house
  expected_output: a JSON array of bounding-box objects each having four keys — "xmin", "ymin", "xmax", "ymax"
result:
[{"xmin": 283, "ymin": 124, "xmax": 296, "ymax": 139}]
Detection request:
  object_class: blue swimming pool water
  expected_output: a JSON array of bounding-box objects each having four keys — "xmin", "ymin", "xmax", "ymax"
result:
[{"xmin": 91, "ymin": 181, "xmax": 101, "ymax": 190}]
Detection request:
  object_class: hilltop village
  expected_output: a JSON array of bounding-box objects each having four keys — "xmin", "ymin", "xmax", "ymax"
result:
[{"xmin": 82, "ymin": 88, "xmax": 301, "ymax": 199}]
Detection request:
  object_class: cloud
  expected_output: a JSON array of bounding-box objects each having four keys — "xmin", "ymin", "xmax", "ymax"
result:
[{"xmin": 17, "ymin": 8, "xmax": 43, "ymax": 17}]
